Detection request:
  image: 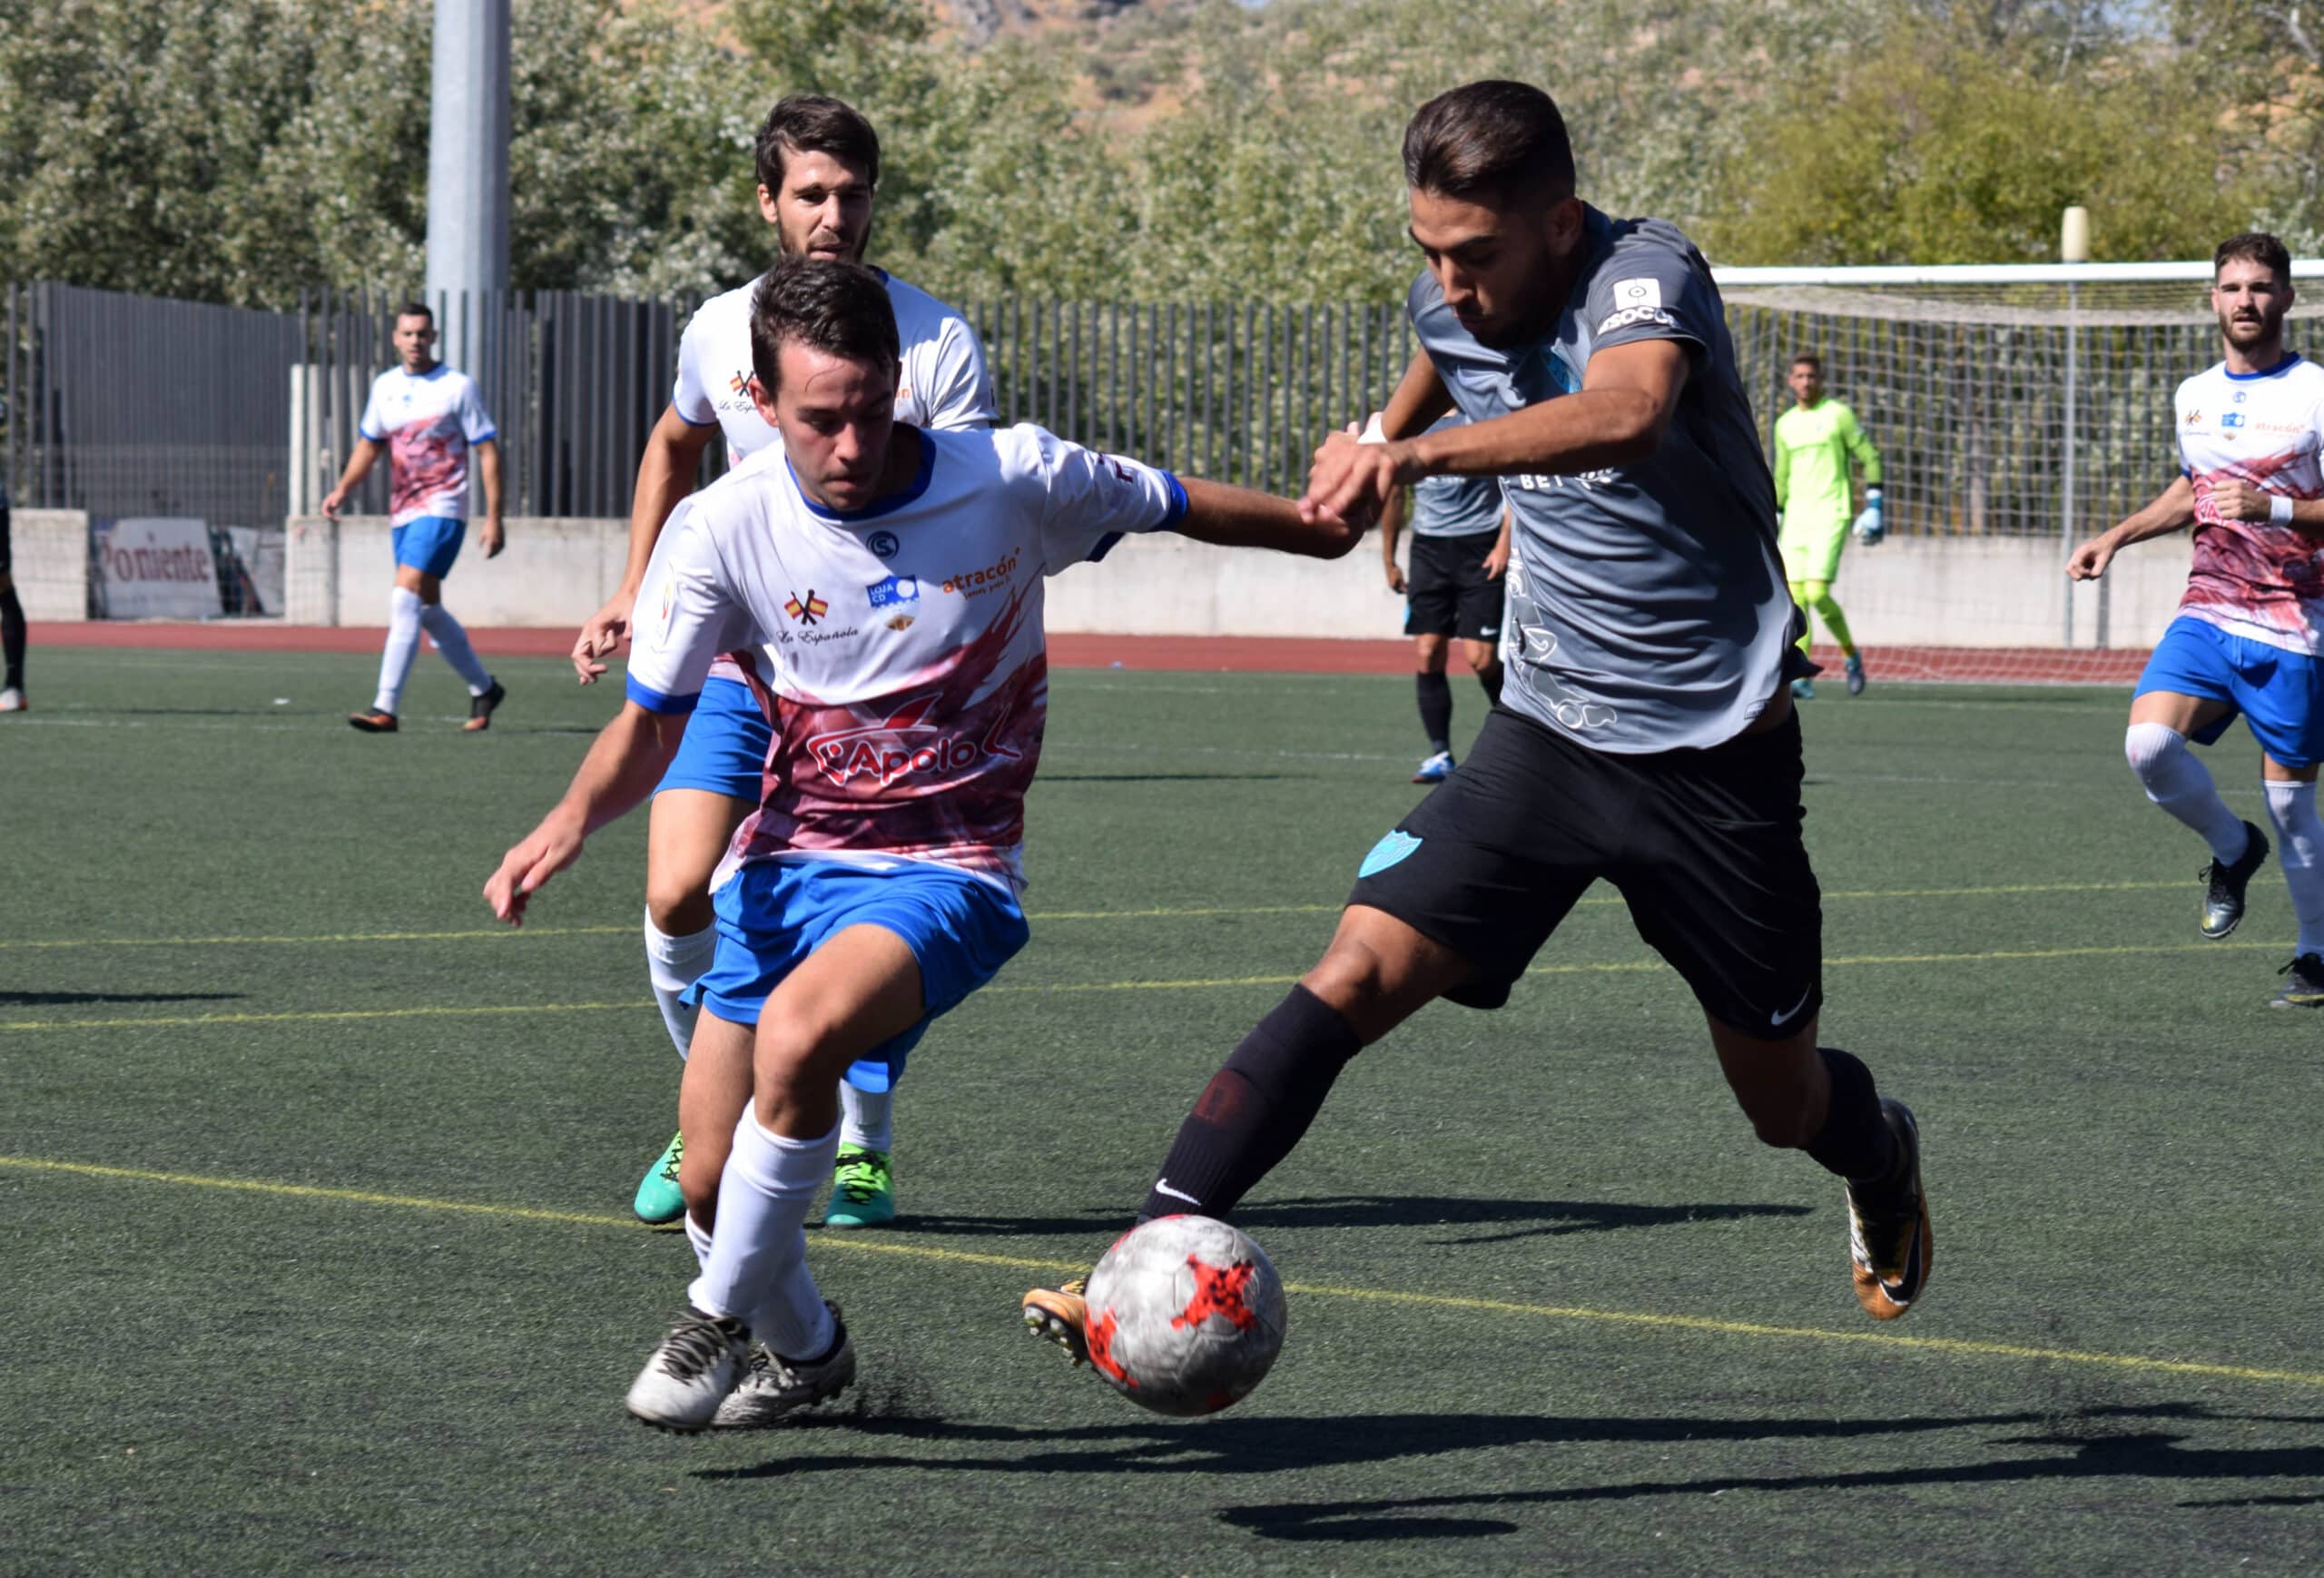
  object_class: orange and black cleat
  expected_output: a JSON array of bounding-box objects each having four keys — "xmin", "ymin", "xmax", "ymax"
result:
[
  {"xmin": 1022, "ymin": 1278, "xmax": 1090, "ymax": 1366},
  {"xmin": 1846, "ymin": 1098, "xmax": 1932, "ymax": 1320},
  {"xmin": 348, "ymin": 709, "xmax": 399, "ymax": 733},
  {"xmin": 463, "ymin": 679, "xmax": 507, "ymax": 732}
]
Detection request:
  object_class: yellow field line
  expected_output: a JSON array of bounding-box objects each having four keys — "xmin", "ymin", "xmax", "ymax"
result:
[
  {"xmin": 0, "ymin": 880, "xmax": 2191, "ymax": 954},
  {"xmin": 4, "ymin": 1153, "xmax": 2318, "ymax": 1391},
  {"xmin": 0, "ymin": 937, "xmax": 2286, "ymax": 1034}
]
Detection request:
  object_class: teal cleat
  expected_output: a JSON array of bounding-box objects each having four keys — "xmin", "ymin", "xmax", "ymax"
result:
[
  {"xmin": 1845, "ymin": 654, "xmax": 1866, "ymax": 695},
  {"xmin": 632, "ymin": 1130, "xmax": 685, "ymax": 1225},
  {"xmin": 824, "ymin": 1145, "xmax": 895, "ymax": 1228},
  {"xmin": 1791, "ymin": 676, "xmax": 1816, "ymax": 701}
]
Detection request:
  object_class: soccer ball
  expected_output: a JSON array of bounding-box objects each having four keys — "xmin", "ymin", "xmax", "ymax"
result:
[{"xmin": 1081, "ymin": 1214, "xmax": 1287, "ymax": 1416}]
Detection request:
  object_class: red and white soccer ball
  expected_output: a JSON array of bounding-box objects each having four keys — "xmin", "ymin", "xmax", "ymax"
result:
[{"xmin": 1081, "ymin": 1214, "xmax": 1287, "ymax": 1416}]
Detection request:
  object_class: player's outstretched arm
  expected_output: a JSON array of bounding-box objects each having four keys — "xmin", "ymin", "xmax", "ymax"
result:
[
  {"xmin": 2069, "ymin": 474, "xmax": 2196, "ymax": 580},
  {"xmin": 573, "ymin": 408, "xmax": 719, "ymax": 684},
  {"xmin": 1174, "ymin": 478, "xmax": 1364, "ymax": 559},
  {"xmin": 484, "ymin": 703, "xmax": 688, "ymax": 924}
]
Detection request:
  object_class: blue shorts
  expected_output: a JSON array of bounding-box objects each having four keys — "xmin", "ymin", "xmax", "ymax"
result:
[
  {"xmin": 692, "ymin": 857, "xmax": 1029, "ymax": 1094},
  {"xmin": 656, "ymin": 677, "xmax": 771, "ymax": 799},
  {"xmin": 2135, "ymin": 615, "xmax": 2324, "ymax": 769},
  {"xmin": 391, "ymin": 516, "xmax": 466, "ymax": 578}
]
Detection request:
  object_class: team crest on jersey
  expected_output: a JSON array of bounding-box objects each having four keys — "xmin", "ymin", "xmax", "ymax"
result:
[
  {"xmin": 885, "ymin": 614, "xmax": 915, "ymax": 631},
  {"xmin": 868, "ymin": 530, "xmax": 901, "ymax": 558},
  {"xmin": 783, "ymin": 590, "xmax": 830, "ymax": 626}
]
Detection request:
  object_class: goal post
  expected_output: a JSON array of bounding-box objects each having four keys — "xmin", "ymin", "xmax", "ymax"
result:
[{"xmin": 1710, "ymin": 260, "xmax": 2324, "ymax": 685}]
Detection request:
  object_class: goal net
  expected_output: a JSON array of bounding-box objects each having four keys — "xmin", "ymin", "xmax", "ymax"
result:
[{"xmin": 1717, "ymin": 261, "xmax": 2324, "ymax": 685}]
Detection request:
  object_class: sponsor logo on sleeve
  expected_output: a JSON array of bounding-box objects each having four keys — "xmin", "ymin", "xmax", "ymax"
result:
[
  {"xmin": 866, "ymin": 575, "xmax": 921, "ymax": 608},
  {"xmin": 1598, "ymin": 304, "xmax": 1676, "ymax": 334},
  {"xmin": 1611, "ymin": 277, "xmax": 1663, "ymax": 311}
]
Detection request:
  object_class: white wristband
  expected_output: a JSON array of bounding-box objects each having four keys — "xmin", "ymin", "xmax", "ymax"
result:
[{"xmin": 2272, "ymin": 494, "xmax": 2296, "ymax": 526}]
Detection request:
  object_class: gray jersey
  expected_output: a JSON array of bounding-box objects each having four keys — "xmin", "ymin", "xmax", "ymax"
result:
[
  {"xmin": 1407, "ymin": 413, "xmax": 1505, "ymax": 538},
  {"xmin": 1408, "ymin": 206, "xmax": 1798, "ymax": 753}
]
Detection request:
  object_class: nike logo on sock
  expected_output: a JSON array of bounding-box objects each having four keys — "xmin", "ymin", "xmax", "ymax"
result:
[{"xmin": 1152, "ymin": 1179, "xmax": 1200, "ymax": 1205}]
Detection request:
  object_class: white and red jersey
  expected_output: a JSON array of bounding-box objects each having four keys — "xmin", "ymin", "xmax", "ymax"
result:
[
  {"xmin": 625, "ymin": 423, "xmax": 1187, "ymax": 893},
  {"xmin": 2175, "ymin": 353, "xmax": 2324, "ymax": 653},
  {"xmin": 670, "ymin": 268, "xmax": 996, "ymax": 468},
  {"xmin": 358, "ymin": 364, "xmax": 497, "ymax": 526}
]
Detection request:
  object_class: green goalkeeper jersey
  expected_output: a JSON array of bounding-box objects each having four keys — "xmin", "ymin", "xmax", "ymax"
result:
[{"xmin": 1773, "ymin": 398, "xmax": 1881, "ymax": 539}]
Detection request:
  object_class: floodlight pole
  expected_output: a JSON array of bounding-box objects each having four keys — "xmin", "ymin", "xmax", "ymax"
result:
[
  {"xmin": 2059, "ymin": 207, "xmax": 2091, "ymax": 650},
  {"xmin": 425, "ymin": 0, "xmax": 510, "ymax": 390}
]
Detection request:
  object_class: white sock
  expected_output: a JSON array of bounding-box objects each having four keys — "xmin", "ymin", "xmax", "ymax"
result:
[
  {"xmin": 419, "ymin": 600, "xmax": 494, "ymax": 694},
  {"xmin": 645, "ymin": 912, "xmax": 719, "ymax": 1061},
  {"xmin": 684, "ymin": 1208, "xmax": 714, "ymax": 1274},
  {"xmin": 2125, "ymin": 723, "xmax": 2250, "ymax": 862},
  {"xmin": 839, "ymin": 1082, "xmax": 893, "ymax": 1153},
  {"xmin": 687, "ymin": 1112, "xmax": 838, "ymax": 1360},
  {"xmin": 2265, "ymin": 780, "xmax": 2324, "ymax": 956},
  {"xmin": 373, "ymin": 586, "xmax": 425, "ymax": 714}
]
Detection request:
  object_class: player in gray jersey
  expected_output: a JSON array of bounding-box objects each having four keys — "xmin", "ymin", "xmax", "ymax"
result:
[
  {"xmin": 1380, "ymin": 411, "xmax": 1509, "ymax": 781},
  {"xmin": 1023, "ymin": 83, "xmax": 1931, "ymax": 1372}
]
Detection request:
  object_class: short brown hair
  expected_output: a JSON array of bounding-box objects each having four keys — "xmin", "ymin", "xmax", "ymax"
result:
[
  {"xmin": 396, "ymin": 302, "xmax": 433, "ymax": 326},
  {"xmin": 748, "ymin": 256, "xmax": 900, "ymax": 394},
  {"xmin": 2215, "ymin": 232, "xmax": 2291, "ymax": 281},
  {"xmin": 1403, "ymin": 81, "xmax": 1575, "ymax": 207},
  {"xmin": 1791, "ymin": 353, "xmax": 1822, "ymax": 372},
  {"xmin": 755, "ymin": 94, "xmax": 881, "ymax": 195}
]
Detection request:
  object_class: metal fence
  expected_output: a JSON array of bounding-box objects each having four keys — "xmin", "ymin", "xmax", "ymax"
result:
[{"xmin": 0, "ymin": 277, "xmax": 2234, "ymax": 565}]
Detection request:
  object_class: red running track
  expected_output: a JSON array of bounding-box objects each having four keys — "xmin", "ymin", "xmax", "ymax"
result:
[{"xmin": 27, "ymin": 622, "xmax": 2152, "ymax": 683}]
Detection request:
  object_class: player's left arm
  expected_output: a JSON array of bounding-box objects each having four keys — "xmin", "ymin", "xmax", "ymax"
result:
[
  {"xmin": 474, "ymin": 439, "xmax": 506, "ymax": 557},
  {"xmin": 1301, "ymin": 340, "xmax": 1689, "ymax": 528},
  {"xmin": 2207, "ymin": 478, "xmax": 2324, "ymax": 536}
]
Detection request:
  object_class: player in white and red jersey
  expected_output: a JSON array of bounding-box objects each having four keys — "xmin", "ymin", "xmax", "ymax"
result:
[
  {"xmin": 322, "ymin": 303, "xmax": 507, "ymax": 733},
  {"xmin": 569, "ymin": 96, "xmax": 1000, "ymax": 1233},
  {"xmin": 2072, "ymin": 232, "xmax": 2324, "ymax": 1006},
  {"xmin": 485, "ymin": 259, "xmax": 1359, "ymax": 1433}
]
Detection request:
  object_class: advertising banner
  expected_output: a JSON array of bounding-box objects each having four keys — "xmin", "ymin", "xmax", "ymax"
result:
[{"xmin": 95, "ymin": 518, "xmax": 222, "ymax": 618}]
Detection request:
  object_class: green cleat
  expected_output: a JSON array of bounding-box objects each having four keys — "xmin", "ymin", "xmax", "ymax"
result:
[
  {"xmin": 824, "ymin": 1144, "xmax": 895, "ymax": 1229},
  {"xmin": 632, "ymin": 1129, "xmax": 685, "ymax": 1225}
]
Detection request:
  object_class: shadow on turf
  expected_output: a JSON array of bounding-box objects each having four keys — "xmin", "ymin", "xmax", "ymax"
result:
[
  {"xmin": 699, "ymin": 1400, "xmax": 2324, "ymax": 1543},
  {"xmin": 0, "ymin": 990, "xmax": 244, "ymax": 1006},
  {"xmin": 896, "ymin": 1193, "xmax": 1811, "ymax": 1246}
]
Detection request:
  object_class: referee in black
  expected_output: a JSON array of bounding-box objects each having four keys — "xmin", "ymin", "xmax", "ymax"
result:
[
  {"xmin": 0, "ymin": 468, "xmax": 25, "ymax": 714},
  {"xmin": 1023, "ymin": 81, "xmax": 1930, "ymax": 1369}
]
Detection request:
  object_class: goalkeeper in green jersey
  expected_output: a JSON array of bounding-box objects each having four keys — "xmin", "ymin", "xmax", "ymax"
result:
[{"xmin": 1773, "ymin": 353, "xmax": 1884, "ymax": 697}]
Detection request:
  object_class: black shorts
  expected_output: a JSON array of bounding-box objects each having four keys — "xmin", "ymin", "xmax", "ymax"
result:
[
  {"xmin": 1348, "ymin": 705, "xmax": 1822, "ymax": 1039},
  {"xmin": 1404, "ymin": 530, "xmax": 1504, "ymax": 643},
  {"xmin": 0, "ymin": 487, "xmax": 11, "ymax": 580}
]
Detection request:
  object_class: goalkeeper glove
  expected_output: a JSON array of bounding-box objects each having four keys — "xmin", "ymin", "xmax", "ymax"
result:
[{"xmin": 1853, "ymin": 488, "xmax": 1886, "ymax": 546}]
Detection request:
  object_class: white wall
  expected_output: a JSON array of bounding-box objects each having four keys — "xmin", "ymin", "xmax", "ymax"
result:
[
  {"xmin": 284, "ymin": 515, "xmax": 629, "ymax": 626},
  {"xmin": 10, "ymin": 509, "xmax": 91, "ymax": 620},
  {"xmin": 1044, "ymin": 528, "xmax": 2193, "ymax": 650},
  {"xmin": 279, "ymin": 511, "xmax": 2191, "ymax": 648}
]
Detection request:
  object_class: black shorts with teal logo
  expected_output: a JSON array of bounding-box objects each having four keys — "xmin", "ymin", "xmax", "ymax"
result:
[{"xmin": 1348, "ymin": 704, "xmax": 1822, "ymax": 1040}]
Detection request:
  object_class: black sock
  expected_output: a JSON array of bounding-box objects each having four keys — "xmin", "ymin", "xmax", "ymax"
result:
[
  {"xmin": 1477, "ymin": 663, "xmax": 1502, "ymax": 708},
  {"xmin": 1137, "ymin": 985, "xmax": 1364, "ymax": 1222},
  {"xmin": 1802, "ymin": 1046, "xmax": 1897, "ymax": 1183},
  {"xmin": 0, "ymin": 585, "xmax": 23, "ymax": 691},
  {"xmin": 1416, "ymin": 672, "xmax": 1452, "ymax": 752}
]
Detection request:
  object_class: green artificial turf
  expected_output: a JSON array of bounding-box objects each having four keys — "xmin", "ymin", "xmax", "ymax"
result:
[{"xmin": 2, "ymin": 647, "xmax": 2320, "ymax": 1574}]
